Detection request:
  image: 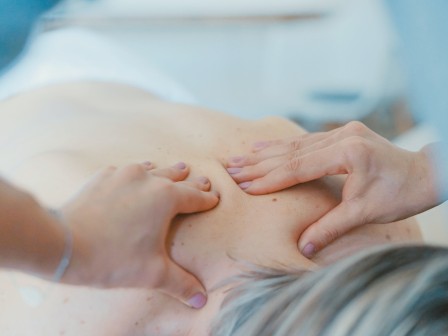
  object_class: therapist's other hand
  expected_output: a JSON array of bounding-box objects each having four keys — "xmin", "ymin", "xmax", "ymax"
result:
[
  {"xmin": 60, "ymin": 162, "xmax": 219, "ymax": 309},
  {"xmin": 227, "ymin": 121, "xmax": 439, "ymax": 258}
]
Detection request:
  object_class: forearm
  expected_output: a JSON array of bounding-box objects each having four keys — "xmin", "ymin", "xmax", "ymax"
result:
[
  {"xmin": 0, "ymin": 161, "xmax": 218, "ymax": 307},
  {"xmin": 386, "ymin": 0, "xmax": 448, "ymax": 199},
  {"xmin": 0, "ymin": 179, "xmax": 65, "ymax": 280},
  {"xmin": 415, "ymin": 143, "xmax": 443, "ymax": 211}
]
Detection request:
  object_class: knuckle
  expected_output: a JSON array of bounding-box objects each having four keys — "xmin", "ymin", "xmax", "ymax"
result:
[
  {"xmin": 344, "ymin": 121, "xmax": 368, "ymax": 136},
  {"xmin": 289, "ymin": 138, "xmax": 302, "ymax": 151},
  {"xmin": 123, "ymin": 164, "xmax": 146, "ymax": 179},
  {"xmin": 287, "ymin": 150, "xmax": 300, "ymax": 162},
  {"xmin": 320, "ymin": 227, "xmax": 341, "ymax": 245},
  {"xmin": 284, "ymin": 157, "xmax": 302, "ymax": 173},
  {"xmin": 343, "ymin": 136, "xmax": 372, "ymax": 165}
]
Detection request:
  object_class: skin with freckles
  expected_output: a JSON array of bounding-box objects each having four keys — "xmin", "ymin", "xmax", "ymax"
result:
[
  {"xmin": 226, "ymin": 122, "xmax": 439, "ymax": 257},
  {"xmin": 0, "ymin": 82, "xmax": 421, "ymax": 335}
]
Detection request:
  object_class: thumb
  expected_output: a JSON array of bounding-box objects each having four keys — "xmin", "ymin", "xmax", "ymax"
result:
[
  {"xmin": 157, "ymin": 261, "xmax": 208, "ymax": 309},
  {"xmin": 298, "ymin": 201, "xmax": 361, "ymax": 258}
]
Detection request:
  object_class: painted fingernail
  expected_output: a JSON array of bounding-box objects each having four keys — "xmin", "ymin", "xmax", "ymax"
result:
[
  {"xmin": 229, "ymin": 156, "xmax": 244, "ymax": 164},
  {"xmin": 239, "ymin": 181, "xmax": 252, "ymax": 190},
  {"xmin": 226, "ymin": 167, "xmax": 242, "ymax": 175},
  {"xmin": 174, "ymin": 162, "xmax": 186, "ymax": 170},
  {"xmin": 188, "ymin": 293, "xmax": 207, "ymax": 309},
  {"xmin": 198, "ymin": 176, "xmax": 209, "ymax": 184},
  {"xmin": 302, "ymin": 243, "xmax": 316, "ymax": 258}
]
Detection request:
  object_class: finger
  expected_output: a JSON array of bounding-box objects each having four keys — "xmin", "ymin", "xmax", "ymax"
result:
[
  {"xmin": 298, "ymin": 201, "xmax": 362, "ymax": 258},
  {"xmin": 227, "ymin": 138, "xmax": 303, "ymax": 168},
  {"xmin": 229, "ymin": 134, "xmax": 351, "ymax": 184},
  {"xmin": 228, "ymin": 128, "xmax": 346, "ymax": 168},
  {"xmin": 227, "ymin": 155, "xmax": 287, "ymax": 184},
  {"xmin": 251, "ymin": 132, "xmax": 327, "ymax": 153},
  {"xmin": 242, "ymin": 144, "xmax": 347, "ymax": 195},
  {"xmin": 248, "ymin": 122, "xmax": 385, "ymax": 162},
  {"xmin": 172, "ymin": 184, "xmax": 220, "ymax": 215},
  {"xmin": 227, "ymin": 133, "xmax": 346, "ymax": 182},
  {"xmin": 228, "ymin": 143, "xmax": 290, "ymax": 168},
  {"xmin": 141, "ymin": 177, "xmax": 218, "ymax": 240},
  {"xmin": 157, "ymin": 261, "xmax": 207, "ymax": 309},
  {"xmin": 250, "ymin": 125, "xmax": 367, "ymax": 164},
  {"xmin": 251, "ymin": 140, "xmax": 276, "ymax": 152},
  {"xmin": 149, "ymin": 162, "xmax": 189, "ymax": 182},
  {"xmin": 116, "ymin": 163, "xmax": 154, "ymax": 182},
  {"xmin": 294, "ymin": 131, "xmax": 355, "ymax": 159},
  {"xmin": 141, "ymin": 161, "xmax": 155, "ymax": 170},
  {"xmin": 177, "ymin": 176, "xmax": 211, "ymax": 192}
]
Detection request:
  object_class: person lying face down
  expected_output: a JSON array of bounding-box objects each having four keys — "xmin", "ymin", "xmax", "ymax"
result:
[
  {"xmin": 0, "ymin": 81, "xmax": 421, "ymax": 335},
  {"xmin": 213, "ymin": 244, "xmax": 448, "ymax": 336}
]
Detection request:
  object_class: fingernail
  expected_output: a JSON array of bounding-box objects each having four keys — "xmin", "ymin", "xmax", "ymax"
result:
[
  {"xmin": 253, "ymin": 141, "xmax": 268, "ymax": 150},
  {"xmin": 198, "ymin": 176, "xmax": 209, "ymax": 184},
  {"xmin": 226, "ymin": 167, "xmax": 242, "ymax": 175},
  {"xmin": 239, "ymin": 181, "xmax": 252, "ymax": 190},
  {"xmin": 188, "ymin": 293, "xmax": 207, "ymax": 309},
  {"xmin": 174, "ymin": 162, "xmax": 186, "ymax": 170},
  {"xmin": 302, "ymin": 243, "xmax": 316, "ymax": 258},
  {"xmin": 229, "ymin": 156, "xmax": 244, "ymax": 164},
  {"xmin": 142, "ymin": 161, "xmax": 152, "ymax": 167}
]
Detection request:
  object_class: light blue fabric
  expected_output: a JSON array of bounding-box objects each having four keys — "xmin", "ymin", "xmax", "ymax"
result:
[{"xmin": 386, "ymin": 0, "xmax": 448, "ymax": 200}]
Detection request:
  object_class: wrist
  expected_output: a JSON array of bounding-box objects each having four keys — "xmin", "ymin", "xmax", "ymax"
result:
[
  {"xmin": 56, "ymin": 210, "xmax": 94, "ymax": 286},
  {"xmin": 4, "ymin": 196, "xmax": 67, "ymax": 278},
  {"xmin": 29, "ymin": 204, "xmax": 68, "ymax": 279}
]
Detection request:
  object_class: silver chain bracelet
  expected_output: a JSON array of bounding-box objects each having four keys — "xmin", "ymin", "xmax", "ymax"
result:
[{"xmin": 49, "ymin": 209, "xmax": 73, "ymax": 283}]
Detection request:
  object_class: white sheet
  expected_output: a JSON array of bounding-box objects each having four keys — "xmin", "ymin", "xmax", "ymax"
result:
[{"xmin": 0, "ymin": 27, "xmax": 196, "ymax": 104}]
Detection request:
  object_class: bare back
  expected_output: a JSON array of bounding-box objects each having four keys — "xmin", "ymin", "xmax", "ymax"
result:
[{"xmin": 0, "ymin": 82, "xmax": 421, "ymax": 335}]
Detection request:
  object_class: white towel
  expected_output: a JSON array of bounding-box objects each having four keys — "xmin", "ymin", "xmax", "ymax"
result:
[{"xmin": 0, "ymin": 27, "xmax": 196, "ymax": 104}]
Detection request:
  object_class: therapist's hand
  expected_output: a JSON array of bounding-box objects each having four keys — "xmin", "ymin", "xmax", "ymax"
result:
[
  {"xmin": 227, "ymin": 121, "xmax": 439, "ymax": 258},
  {"xmin": 59, "ymin": 161, "xmax": 219, "ymax": 309}
]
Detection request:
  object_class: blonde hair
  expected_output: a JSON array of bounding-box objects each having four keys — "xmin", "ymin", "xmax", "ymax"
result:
[{"xmin": 212, "ymin": 245, "xmax": 448, "ymax": 336}]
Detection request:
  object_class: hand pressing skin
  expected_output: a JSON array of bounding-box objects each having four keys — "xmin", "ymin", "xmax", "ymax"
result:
[
  {"xmin": 226, "ymin": 121, "xmax": 440, "ymax": 258},
  {"xmin": 59, "ymin": 161, "xmax": 220, "ymax": 309}
]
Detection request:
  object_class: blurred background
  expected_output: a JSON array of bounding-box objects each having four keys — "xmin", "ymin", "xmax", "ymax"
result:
[
  {"xmin": 39, "ymin": 0, "xmax": 412, "ymax": 134},
  {"xmin": 2, "ymin": 0, "xmax": 447, "ymax": 243}
]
